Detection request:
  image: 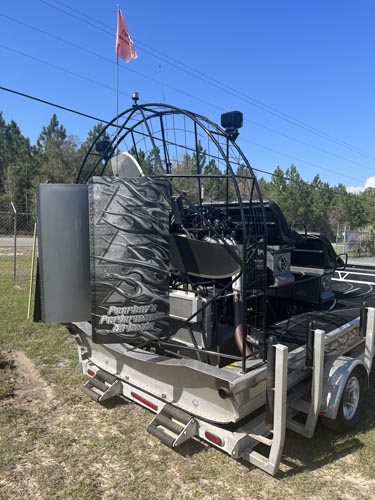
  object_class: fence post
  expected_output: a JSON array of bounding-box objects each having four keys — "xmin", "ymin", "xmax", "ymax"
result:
[{"xmin": 11, "ymin": 202, "xmax": 17, "ymax": 280}]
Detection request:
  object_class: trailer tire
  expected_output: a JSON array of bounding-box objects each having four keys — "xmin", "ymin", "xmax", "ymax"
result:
[{"xmin": 320, "ymin": 366, "xmax": 368, "ymax": 433}]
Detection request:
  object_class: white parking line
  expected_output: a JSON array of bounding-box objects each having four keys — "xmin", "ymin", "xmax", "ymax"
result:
[{"xmin": 343, "ymin": 287, "xmax": 361, "ymax": 294}]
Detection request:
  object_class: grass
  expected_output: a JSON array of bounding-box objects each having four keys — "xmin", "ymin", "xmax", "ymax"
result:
[
  {"xmin": 1, "ymin": 277, "xmax": 375, "ymax": 499},
  {"xmin": 0, "ymin": 250, "xmax": 34, "ymax": 281}
]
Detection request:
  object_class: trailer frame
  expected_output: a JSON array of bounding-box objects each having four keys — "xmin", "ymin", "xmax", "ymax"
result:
[{"xmin": 70, "ymin": 303, "xmax": 375, "ymax": 476}]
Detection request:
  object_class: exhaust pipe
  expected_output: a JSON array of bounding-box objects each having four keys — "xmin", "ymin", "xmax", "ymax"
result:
[{"xmin": 234, "ymin": 294, "xmax": 252, "ymax": 357}]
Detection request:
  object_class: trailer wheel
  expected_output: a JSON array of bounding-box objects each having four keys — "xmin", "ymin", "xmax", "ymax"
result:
[{"xmin": 321, "ymin": 367, "xmax": 368, "ymax": 433}]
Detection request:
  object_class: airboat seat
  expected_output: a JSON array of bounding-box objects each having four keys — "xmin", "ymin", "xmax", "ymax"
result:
[
  {"xmin": 262, "ymin": 201, "xmax": 300, "ymax": 247},
  {"xmin": 169, "ymin": 234, "xmax": 241, "ymax": 279},
  {"xmin": 291, "ymin": 234, "xmax": 340, "ymax": 270}
]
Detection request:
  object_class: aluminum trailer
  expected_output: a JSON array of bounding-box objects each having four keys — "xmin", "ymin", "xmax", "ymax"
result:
[{"xmin": 67, "ymin": 287, "xmax": 375, "ymax": 475}]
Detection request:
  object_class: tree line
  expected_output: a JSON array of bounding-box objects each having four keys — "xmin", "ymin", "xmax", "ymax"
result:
[
  {"xmin": 258, "ymin": 166, "xmax": 375, "ymax": 239},
  {"xmin": 0, "ymin": 112, "xmax": 104, "ymax": 213},
  {"xmin": 1, "ymin": 111, "xmax": 374, "ymax": 240}
]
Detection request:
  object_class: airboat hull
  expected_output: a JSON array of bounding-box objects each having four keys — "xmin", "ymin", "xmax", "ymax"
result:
[
  {"xmin": 71, "ymin": 308, "xmax": 366, "ymax": 425},
  {"xmin": 73, "ymin": 322, "xmax": 267, "ymax": 423}
]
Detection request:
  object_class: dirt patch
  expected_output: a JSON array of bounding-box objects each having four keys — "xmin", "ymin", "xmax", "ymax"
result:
[
  {"xmin": 0, "ymin": 350, "xmax": 55, "ymax": 411},
  {"xmin": 311, "ymin": 464, "xmax": 375, "ymax": 500}
]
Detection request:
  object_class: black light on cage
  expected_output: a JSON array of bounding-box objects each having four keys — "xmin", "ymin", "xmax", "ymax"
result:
[
  {"xmin": 95, "ymin": 140, "xmax": 112, "ymax": 161},
  {"xmin": 221, "ymin": 111, "xmax": 243, "ymax": 141},
  {"xmin": 95, "ymin": 140, "xmax": 111, "ymax": 154}
]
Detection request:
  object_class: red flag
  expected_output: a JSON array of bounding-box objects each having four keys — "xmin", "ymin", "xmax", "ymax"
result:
[{"xmin": 116, "ymin": 8, "xmax": 137, "ymax": 63}]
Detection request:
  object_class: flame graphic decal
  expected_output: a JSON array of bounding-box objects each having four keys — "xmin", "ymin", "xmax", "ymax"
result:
[{"xmin": 89, "ymin": 176, "xmax": 170, "ymax": 345}]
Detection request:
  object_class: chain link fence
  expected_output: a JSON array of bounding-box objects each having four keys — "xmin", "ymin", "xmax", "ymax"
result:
[
  {"xmin": 0, "ymin": 210, "xmax": 36, "ymax": 281},
  {"xmin": 2, "ymin": 210, "xmax": 375, "ymax": 282},
  {"xmin": 333, "ymin": 227, "xmax": 375, "ymax": 266}
]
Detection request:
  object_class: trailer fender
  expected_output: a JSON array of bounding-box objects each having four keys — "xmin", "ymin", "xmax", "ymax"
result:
[{"xmin": 320, "ymin": 356, "xmax": 369, "ymax": 420}]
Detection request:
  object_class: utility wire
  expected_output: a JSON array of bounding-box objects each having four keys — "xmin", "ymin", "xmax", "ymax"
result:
[
  {"xmin": 0, "ymin": 43, "xmax": 225, "ymax": 113},
  {"xmin": 0, "ymin": 85, "xmax": 108, "ymax": 123},
  {"xmin": 239, "ymin": 138, "xmax": 362, "ymax": 183},
  {"xmin": 2, "ymin": 12, "xmax": 374, "ymax": 175},
  {"xmin": 1, "ymin": 84, "xmax": 371, "ymax": 220},
  {"xmin": 0, "ymin": 13, "xmax": 112, "ymax": 65},
  {"xmin": 0, "ymin": 84, "xmax": 368, "ymax": 196},
  {"xmin": 4, "ymin": 9, "xmax": 373, "ymax": 174},
  {"xmin": 0, "ymin": 44, "xmax": 120, "ymax": 93},
  {"xmin": 0, "ymin": 44, "xmax": 372, "ymax": 185},
  {"xmin": 0, "ymin": 41, "xmax": 364, "ymax": 185},
  {"xmin": 39, "ymin": 0, "xmax": 375, "ymax": 162}
]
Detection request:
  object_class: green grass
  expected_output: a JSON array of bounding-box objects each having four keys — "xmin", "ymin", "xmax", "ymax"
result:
[
  {"xmin": 1, "ymin": 279, "xmax": 375, "ymax": 499},
  {"xmin": 0, "ymin": 251, "xmax": 34, "ymax": 281}
]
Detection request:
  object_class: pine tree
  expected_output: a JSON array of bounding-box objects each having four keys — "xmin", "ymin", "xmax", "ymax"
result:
[
  {"xmin": 0, "ymin": 114, "xmax": 34, "ymax": 211},
  {"xmin": 35, "ymin": 114, "xmax": 79, "ymax": 184}
]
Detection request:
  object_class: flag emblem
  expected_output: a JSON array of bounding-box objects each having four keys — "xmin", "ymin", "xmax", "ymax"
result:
[{"xmin": 116, "ymin": 8, "xmax": 137, "ymax": 63}]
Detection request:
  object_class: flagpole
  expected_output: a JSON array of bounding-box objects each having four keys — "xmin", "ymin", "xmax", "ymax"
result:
[
  {"xmin": 116, "ymin": 5, "xmax": 120, "ymax": 123},
  {"xmin": 116, "ymin": 54, "xmax": 119, "ymax": 120},
  {"xmin": 116, "ymin": 5, "xmax": 120, "ymax": 168}
]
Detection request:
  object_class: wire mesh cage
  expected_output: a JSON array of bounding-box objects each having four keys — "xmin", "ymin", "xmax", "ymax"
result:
[{"xmin": 77, "ymin": 102, "xmax": 268, "ymax": 364}]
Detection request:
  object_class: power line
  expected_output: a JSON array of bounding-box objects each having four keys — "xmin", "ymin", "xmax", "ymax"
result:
[
  {"xmin": 0, "ymin": 44, "xmax": 120, "ymax": 93},
  {"xmin": 0, "ymin": 85, "xmax": 108, "ymax": 123},
  {"xmin": 0, "ymin": 42, "xmax": 225, "ymax": 119},
  {"xmin": 2, "ymin": 12, "xmax": 374, "ymax": 177},
  {"xmin": 243, "ymin": 121, "xmax": 374, "ymax": 172},
  {"xmin": 1, "ymin": 84, "xmax": 371, "ymax": 219},
  {"xmin": 40, "ymin": 0, "xmax": 113, "ymax": 36},
  {"xmin": 39, "ymin": 0, "xmax": 375, "ymax": 163},
  {"xmin": 0, "ymin": 45, "xmax": 372, "ymax": 185},
  {"xmin": 0, "ymin": 79, "xmax": 366, "ymax": 186},
  {"xmin": 0, "ymin": 84, "xmax": 367, "ymax": 197},
  {"xmin": 0, "ymin": 13, "xmax": 112, "ymax": 65},
  {"xmin": 239, "ymin": 138, "xmax": 362, "ymax": 183}
]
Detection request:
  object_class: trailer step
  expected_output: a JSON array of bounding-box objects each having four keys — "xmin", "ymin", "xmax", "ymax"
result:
[
  {"xmin": 81, "ymin": 369, "xmax": 121, "ymax": 403},
  {"xmin": 288, "ymin": 399, "xmax": 311, "ymax": 414},
  {"xmin": 147, "ymin": 404, "xmax": 197, "ymax": 448}
]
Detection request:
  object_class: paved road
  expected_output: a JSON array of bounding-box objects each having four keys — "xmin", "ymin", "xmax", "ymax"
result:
[
  {"xmin": 348, "ymin": 256, "xmax": 375, "ymax": 267},
  {"xmin": 0, "ymin": 236, "xmax": 36, "ymax": 248}
]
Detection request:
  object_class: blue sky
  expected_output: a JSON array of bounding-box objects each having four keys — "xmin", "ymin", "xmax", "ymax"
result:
[{"xmin": 0, "ymin": 0, "xmax": 374, "ymax": 191}]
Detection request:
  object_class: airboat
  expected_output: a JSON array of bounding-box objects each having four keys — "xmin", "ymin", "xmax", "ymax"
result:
[{"xmin": 35, "ymin": 97, "xmax": 375, "ymax": 475}]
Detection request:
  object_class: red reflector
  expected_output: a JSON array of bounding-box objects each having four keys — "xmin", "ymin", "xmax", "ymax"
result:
[
  {"xmin": 130, "ymin": 391, "xmax": 158, "ymax": 411},
  {"xmin": 319, "ymin": 411, "xmax": 326, "ymax": 416},
  {"xmin": 205, "ymin": 431, "xmax": 224, "ymax": 447},
  {"xmin": 87, "ymin": 369, "xmax": 96, "ymax": 377}
]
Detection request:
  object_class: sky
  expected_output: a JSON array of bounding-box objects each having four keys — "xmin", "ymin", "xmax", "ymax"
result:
[{"xmin": 0, "ymin": 0, "xmax": 374, "ymax": 192}]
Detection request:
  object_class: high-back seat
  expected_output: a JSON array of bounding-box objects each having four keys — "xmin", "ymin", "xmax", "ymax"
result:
[
  {"xmin": 262, "ymin": 201, "xmax": 298, "ymax": 247},
  {"xmin": 291, "ymin": 234, "xmax": 341, "ymax": 270}
]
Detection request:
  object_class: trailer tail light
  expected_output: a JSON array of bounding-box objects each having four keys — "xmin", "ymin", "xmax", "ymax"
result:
[
  {"xmin": 87, "ymin": 369, "xmax": 96, "ymax": 377},
  {"xmin": 205, "ymin": 431, "xmax": 225, "ymax": 447},
  {"xmin": 131, "ymin": 391, "xmax": 158, "ymax": 411}
]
